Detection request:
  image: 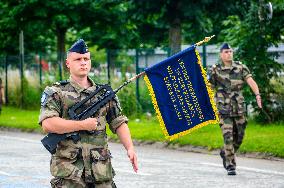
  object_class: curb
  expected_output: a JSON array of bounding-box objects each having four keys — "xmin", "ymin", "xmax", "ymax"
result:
[
  {"xmin": 109, "ymin": 138, "xmax": 284, "ymax": 162},
  {"xmin": 1, "ymin": 127, "xmax": 284, "ymax": 162}
]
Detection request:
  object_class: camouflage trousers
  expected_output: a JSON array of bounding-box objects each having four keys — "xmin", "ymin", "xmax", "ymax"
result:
[
  {"xmin": 219, "ymin": 115, "xmax": 247, "ymax": 169},
  {"xmin": 50, "ymin": 177, "xmax": 116, "ymax": 188}
]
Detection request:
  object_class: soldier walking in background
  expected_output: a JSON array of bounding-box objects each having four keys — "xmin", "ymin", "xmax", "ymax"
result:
[
  {"xmin": 39, "ymin": 39, "xmax": 138, "ymax": 187},
  {"xmin": 209, "ymin": 43, "xmax": 262, "ymax": 175}
]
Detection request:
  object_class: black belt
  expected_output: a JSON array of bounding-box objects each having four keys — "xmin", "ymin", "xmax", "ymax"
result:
[{"xmin": 79, "ymin": 130, "xmax": 105, "ymax": 135}]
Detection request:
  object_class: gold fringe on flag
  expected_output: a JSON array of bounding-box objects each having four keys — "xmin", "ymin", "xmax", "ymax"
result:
[
  {"xmin": 194, "ymin": 49, "xmax": 219, "ymax": 123},
  {"xmin": 144, "ymin": 75, "xmax": 170, "ymax": 139}
]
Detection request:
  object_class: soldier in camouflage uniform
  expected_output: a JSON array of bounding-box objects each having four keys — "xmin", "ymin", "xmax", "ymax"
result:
[
  {"xmin": 39, "ymin": 39, "xmax": 138, "ymax": 187},
  {"xmin": 209, "ymin": 43, "xmax": 262, "ymax": 175}
]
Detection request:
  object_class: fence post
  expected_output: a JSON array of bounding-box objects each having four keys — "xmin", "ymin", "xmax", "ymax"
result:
[
  {"xmin": 58, "ymin": 52, "xmax": 63, "ymax": 81},
  {"xmin": 167, "ymin": 47, "xmax": 171, "ymax": 57},
  {"xmin": 106, "ymin": 49, "xmax": 111, "ymax": 85},
  {"xmin": 145, "ymin": 50, "xmax": 148, "ymax": 68},
  {"xmin": 4, "ymin": 55, "xmax": 8, "ymax": 105},
  {"xmin": 202, "ymin": 44, "xmax": 207, "ymax": 68},
  {"xmin": 135, "ymin": 49, "xmax": 140, "ymax": 104},
  {"xmin": 19, "ymin": 30, "xmax": 24, "ymax": 108},
  {"xmin": 39, "ymin": 53, "xmax": 42, "ymax": 86}
]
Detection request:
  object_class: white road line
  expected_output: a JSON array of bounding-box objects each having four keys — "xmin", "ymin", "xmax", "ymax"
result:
[
  {"xmin": 1, "ymin": 134, "xmax": 283, "ymax": 177},
  {"xmin": 0, "ymin": 168, "xmax": 151, "ymax": 178},
  {"xmin": 0, "ymin": 135, "xmax": 152, "ymax": 177},
  {"xmin": 0, "ymin": 170, "xmax": 12, "ymax": 176},
  {"xmin": 201, "ymin": 162, "xmax": 284, "ymax": 176},
  {"xmin": 239, "ymin": 166, "xmax": 284, "ymax": 176},
  {"xmin": 0, "ymin": 135, "xmax": 39, "ymax": 144},
  {"xmin": 115, "ymin": 169, "xmax": 152, "ymax": 176}
]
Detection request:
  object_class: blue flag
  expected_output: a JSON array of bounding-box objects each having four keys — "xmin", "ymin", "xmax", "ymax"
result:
[{"xmin": 144, "ymin": 45, "xmax": 219, "ymax": 140}]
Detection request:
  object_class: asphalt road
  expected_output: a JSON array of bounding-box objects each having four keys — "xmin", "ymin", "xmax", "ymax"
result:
[{"xmin": 0, "ymin": 131, "xmax": 284, "ymax": 188}]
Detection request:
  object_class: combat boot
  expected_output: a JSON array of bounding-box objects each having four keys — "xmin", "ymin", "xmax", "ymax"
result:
[
  {"xmin": 220, "ymin": 150, "xmax": 226, "ymax": 169},
  {"xmin": 227, "ymin": 165, "xmax": 236, "ymax": 175}
]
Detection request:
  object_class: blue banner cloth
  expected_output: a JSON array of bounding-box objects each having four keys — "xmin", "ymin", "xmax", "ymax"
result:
[{"xmin": 144, "ymin": 45, "xmax": 219, "ymax": 140}]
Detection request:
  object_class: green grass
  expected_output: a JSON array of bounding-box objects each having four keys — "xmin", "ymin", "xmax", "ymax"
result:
[
  {"xmin": 1, "ymin": 106, "xmax": 284, "ymax": 157},
  {"xmin": 0, "ymin": 106, "xmax": 41, "ymax": 131}
]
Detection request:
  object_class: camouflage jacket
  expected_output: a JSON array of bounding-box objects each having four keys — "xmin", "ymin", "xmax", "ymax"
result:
[
  {"xmin": 208, "ymin": 61, "xmax": 252, "ymax": 116},
  {"xmin": 39, "ymin": 76, "xmax": 128, "ymax": 183}
]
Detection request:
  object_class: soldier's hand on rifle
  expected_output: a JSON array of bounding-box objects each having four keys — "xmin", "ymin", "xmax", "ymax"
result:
[{"xmin": 81, "ymin": 118, "xmax": 98, "ymax": 131}]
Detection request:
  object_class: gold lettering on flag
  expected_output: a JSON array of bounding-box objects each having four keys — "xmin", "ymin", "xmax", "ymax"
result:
[{"xmin": 163, "ymin": 60, "xmax": 205, "ymax": 126}]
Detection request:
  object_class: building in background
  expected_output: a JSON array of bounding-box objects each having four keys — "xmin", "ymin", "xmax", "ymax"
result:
[{"xmin": 136, "ymin": 44, "xmax": 284, "ymax": 69}]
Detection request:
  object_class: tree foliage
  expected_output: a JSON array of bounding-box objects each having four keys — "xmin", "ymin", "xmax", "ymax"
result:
[
  {"xmin": 0, "ymin": 1, "xmax": 137, "ymax": 54},
  {"xmin": 77, "ymin": 1, "xmax": 138, "ymax": 49},
  {"xmin": 0, "ymin": 1, "xmax": 55, "ymax": 54},
  {"xmin": 0, "ymin": 0, "xmax": 249, "ymax": 54},
  {"xmin": 129, "ymin": 0, "xmax": 240, "ymax": 54}
]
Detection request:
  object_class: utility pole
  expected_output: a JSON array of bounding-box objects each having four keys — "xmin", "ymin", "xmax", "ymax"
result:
[
  {"xmin": 202, "ymin": 44, "xmax": 207, "ymax": 68},
  {"xmin": 4, "ymin": 55, "xmax": 8, "ymax": 104},
  {"xmin": 107, "ymin": 49, "xmax": 111, "ymax": 85},
  {"xmin": 19, "ymin": 30, "xmax": 24, "ymax": 108},
  {"xmin": 135, "ymin": 49, "xmax": 140, "ymax": 104}
]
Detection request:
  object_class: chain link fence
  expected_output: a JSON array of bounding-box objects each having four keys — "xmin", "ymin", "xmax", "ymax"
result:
[{"xmin": 3, "ymin": 45, "xmax": 269, "ymax": 115}]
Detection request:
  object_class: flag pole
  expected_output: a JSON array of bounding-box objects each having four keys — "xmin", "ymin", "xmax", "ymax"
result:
[
  {"xmin": 114, "ymin": 35, "xmax": 215, "ymax": 93},
  {"xmin": 114, "ymin": 71, "xmax": 146, "ymax": 93},
  {"xmin": 195, "ymin": 35, "xmax": 215, "ymax": 46}
]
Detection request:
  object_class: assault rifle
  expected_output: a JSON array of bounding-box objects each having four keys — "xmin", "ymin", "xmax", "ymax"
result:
[{"xmin": 41, "ymin": 72, "xmax": 145, "ymax": 154}]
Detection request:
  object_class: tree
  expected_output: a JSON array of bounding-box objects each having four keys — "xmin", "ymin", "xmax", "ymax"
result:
[
  {"xmin": 76, "ymin": 1, "xmax": 138, "ymax": 49},
  {"xmin": 0, "ymin": 1, "xmax": 54, "ymax": 55},
  {"xmin": 0, "ymin": 0, "xmax": 139, "ymax": 79},
  {"xmin": 129, "ymin": 0, "xmax": 238, "ymax": 55},
  {"xmin": 0, "ymin": 1, "xmax": 139, "ymax": 54}
]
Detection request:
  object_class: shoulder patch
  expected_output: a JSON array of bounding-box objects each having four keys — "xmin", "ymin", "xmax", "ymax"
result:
[
  {"xmin": 41, "ymin": 92, "xmax": 48, "ymax": 107},
  {"xmin": 44, "ymin": 86, "xmax": 57, "ymax": 96},
  {"xmin": 41, "ymin": 86, "xmax": 60, "ymax": 107}
]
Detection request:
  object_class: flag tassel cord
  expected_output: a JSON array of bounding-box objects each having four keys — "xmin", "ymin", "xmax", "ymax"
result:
[{"xmin": 114, "ymin": 35, "xmax": 215, "ymax": 93}]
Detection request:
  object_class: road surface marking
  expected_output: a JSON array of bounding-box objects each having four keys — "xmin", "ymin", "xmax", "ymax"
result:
[
  {"xmin": 0, "ymin": 171, "xmax": 12, "ymax": 176},
  {"xmin": 115, "ymin": 169, "xmax": 152, "ymax": 176},
  {"xmin": 201, "ymin": 162, "xmax": 284, "ymax": 176},
  {"xmin": 0, "ymin": 135, "xmax": 39, "ymax": 144}
]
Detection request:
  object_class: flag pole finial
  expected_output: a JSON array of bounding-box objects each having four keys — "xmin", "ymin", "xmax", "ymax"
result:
[{"xmin": 195, "ymin": 35, "xmax": 215, "ymax": 46}]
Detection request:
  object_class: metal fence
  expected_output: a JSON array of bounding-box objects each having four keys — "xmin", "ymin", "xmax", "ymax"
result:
[{"xmin": 1, "ymin": 44, "xmax": 283, "ymax": 110}]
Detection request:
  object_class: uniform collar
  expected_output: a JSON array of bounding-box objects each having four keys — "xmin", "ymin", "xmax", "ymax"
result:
[
  {"xmin": 69, "ymin": 76, "xmax": 97, "ymax": 93},
  {"xmin": 220, "ymin": 61, "xmax": 237, "ymax": 70}
]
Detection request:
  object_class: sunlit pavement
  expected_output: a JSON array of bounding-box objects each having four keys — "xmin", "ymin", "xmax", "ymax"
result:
[{"xmin": 1, "ymin": 131, "xmax": 284, "ymax": 188}]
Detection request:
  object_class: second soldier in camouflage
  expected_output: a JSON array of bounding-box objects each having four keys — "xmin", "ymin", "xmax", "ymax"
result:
[{"xmin": 209, "ymin": 43, "xmax": 262, "ymax": 175}]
